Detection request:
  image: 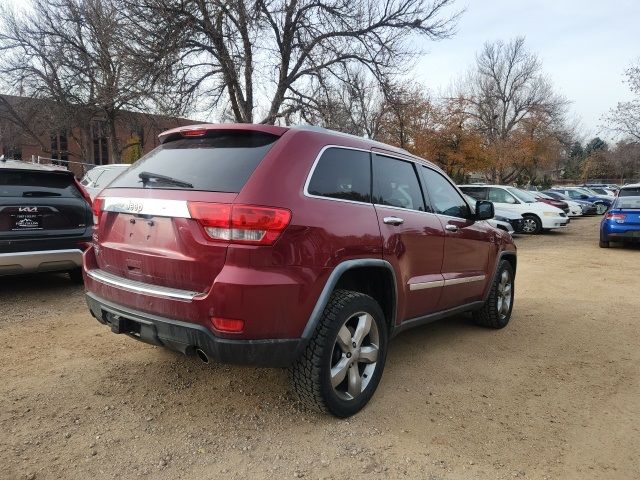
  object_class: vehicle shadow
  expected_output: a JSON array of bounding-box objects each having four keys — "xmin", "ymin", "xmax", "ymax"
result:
[
  {"xmin": 93, "ymin": 312, "xmax": 487, "ymax": 424},
  {"xmin": 0, "ymin": 272, "xmax": 80, "ymax": 292}
]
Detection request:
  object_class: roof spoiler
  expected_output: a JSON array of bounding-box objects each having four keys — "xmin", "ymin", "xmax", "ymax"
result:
[{"xmin": 157, "ymin": 123, "xmax": 289, "ymax": 144}]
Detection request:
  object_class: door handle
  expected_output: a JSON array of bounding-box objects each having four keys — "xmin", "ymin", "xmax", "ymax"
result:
[
  {"xmin": 445, "ymin": 224, "xmax": 459, "ymax": 232},
  {"xmin": 383, "ymin": 216, "xmax": 404, "ymax": 226}
]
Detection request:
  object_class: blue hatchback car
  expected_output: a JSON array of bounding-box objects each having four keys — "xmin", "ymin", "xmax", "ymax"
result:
[{"xmin": 600, "ymin": 195, "xmax": 640, "ymax": 248}]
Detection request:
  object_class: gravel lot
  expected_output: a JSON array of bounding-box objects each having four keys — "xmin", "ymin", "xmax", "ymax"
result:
[{"xmin": 1, "ymin": 216, "xmax": 639, "ymax": 480}]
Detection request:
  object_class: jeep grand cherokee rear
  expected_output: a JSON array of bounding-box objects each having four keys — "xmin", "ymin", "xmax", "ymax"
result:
[
  {"xmin": 1, "ymin": 159, "xmax": 92, "ymax": 282},
  {"xmin": 85, "ymin": 124, "xmax": 517, "ymax": 417}
]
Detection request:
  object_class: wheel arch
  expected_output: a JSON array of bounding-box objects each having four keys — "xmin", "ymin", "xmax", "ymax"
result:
[{"xmin": 300, "ymin": 259, "xmax": 397, "ymax": 342}]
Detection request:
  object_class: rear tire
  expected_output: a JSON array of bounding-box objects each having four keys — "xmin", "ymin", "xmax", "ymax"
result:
[
  {"xmin": 521, "ymin": 214, "xmax": 542, "ymax": 234},
  {"xmin": 68, "ymin": 268, "xmax": 84, "ymax": 284},
  {"xmin": 290, "ymin": 289, "xmax": 388, "ymax": 418},
  {"xmin": 473, "ymin": 260, "xmax": 515, "ymax": 329}
]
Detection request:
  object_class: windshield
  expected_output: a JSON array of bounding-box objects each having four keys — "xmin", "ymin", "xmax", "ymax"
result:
[
  {"xmin": 578, "ymin": 187, "xmax": 598, "ymax": 196},
  {"xmin": 507, "ymin": 187, "xmax": 537, "ymax": 203}
]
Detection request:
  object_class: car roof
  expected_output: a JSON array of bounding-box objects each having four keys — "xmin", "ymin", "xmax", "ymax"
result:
[
  {"xmin": 620, "ymin": 183, "xmax": 640, "ymax": 189},
  {"xmin": 90, "ymin": 164, "xmax": 130, "ymax": 170},
  {"xmin": 0, "ymin": 159, "xmax": 72, "ymax": 174},
  {"xmin": 157, "ymin": 122, "xmax": 439, "ymax": 170}
]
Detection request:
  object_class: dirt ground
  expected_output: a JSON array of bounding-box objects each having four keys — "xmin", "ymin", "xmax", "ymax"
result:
[{"xmin": 1, "ymin": 216, "xmax": 639, "ymax": 480}]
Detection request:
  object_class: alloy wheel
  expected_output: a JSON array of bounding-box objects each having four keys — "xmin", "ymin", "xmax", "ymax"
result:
[
  {"xmin": 496, "ymin": 270, "xmax": 513, "ymax": 320},
  {"xmin": 522, "ymin": 218, "xmax": 537, "ymax": 233},
  {"xmin": 330, "ymin": 312, "xmax": 380, "ymax": 400}
]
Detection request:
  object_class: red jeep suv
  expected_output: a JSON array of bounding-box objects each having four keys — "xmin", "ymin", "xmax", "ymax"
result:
[{"xmin": 84, "ymin": 124, "xmax": 517, "ymax": 417}]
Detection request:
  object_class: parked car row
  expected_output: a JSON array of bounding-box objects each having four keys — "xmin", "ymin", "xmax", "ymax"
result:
[{"xmin": 460, "ymin": 184, "xmax": 571, "ymax": 234}]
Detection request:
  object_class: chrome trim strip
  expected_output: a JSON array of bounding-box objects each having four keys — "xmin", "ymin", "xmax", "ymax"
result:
[
  {"xmin": 409, "ymin": 280, "xmax": 445, "ymax": 291},
  {"xmin": 408, "ymin": 275, "xmax": 486, "ymax": 290},
  {"xmin": 301, "ymin": 145, "xmax": 474, "ymax": 223},
  {"xmin": 86, "ymin": 268, "xmax": 202, "ymax": 301},
  {"xmin": 102, "ymin": 197, "xmax": 191, "ymax": 218},
  {"xmin": 444, "ymin": 275, "xmax": 486, "ymax": 286}
]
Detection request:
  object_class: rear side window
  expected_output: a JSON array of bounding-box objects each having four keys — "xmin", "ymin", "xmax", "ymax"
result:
[
  {"xmin": 619, "ymin": 187, "xmax": 640, "ymax": 197},
  {"xmin": 372, "ymin": 155, "xmax": 425, "ymax": 211},
  {"xmin": 0, "ymin": 171, "xmax": 80, "ymax": 198},
  {"xmin": 307, "ymin": 148, "xmax": 371, "ymax": 202},
  {"xmin": 109, "ymin": 132, "xmax": 278, "ymax": 192},
  {"xmin": 460, "ymin": 186, "xmax": 487, "ymax": 200}
]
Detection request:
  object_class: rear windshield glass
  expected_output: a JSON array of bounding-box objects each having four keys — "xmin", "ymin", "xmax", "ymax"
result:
[
  {"xmin": 615, "ymin": 196, "xmax": 640, "ymax": 209},
  {"xmin": 619, "ymin": 187, "xmax": 640, "ymax": 197},
  {"xmin": 94, "ymin": 167, "xmax": 128, "ymax": 188},
  {"xmin": 0, "ymin": 170, "xmax": 79, "ymax": 197},
  {"xmin": 109, "ymin": 132, "xmax": 279, "ymax": 192}
]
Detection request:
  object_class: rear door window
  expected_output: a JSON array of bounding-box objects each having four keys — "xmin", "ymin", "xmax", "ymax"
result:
[
  {"xmin": 372, "ymin": 155, "xmax": 426, "ymax": 211},
  {"xmin": 109, "ymin": 132, "xmax": 279, "ymax": 192},
  {"xmin": 307, "ymin": 148, "xmax": 371, "ymax": 202}
]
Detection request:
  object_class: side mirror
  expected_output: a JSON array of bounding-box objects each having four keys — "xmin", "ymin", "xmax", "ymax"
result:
[{"xmin": 475, "ymin": 200, "xmax": 494, "ymax": 220}]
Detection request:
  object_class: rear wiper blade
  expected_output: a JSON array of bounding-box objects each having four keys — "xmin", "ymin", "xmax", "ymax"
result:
[
  {"xmin": 138, "ymin": 171, "xmax": 193, "ymax": 189},
  {"xmin": 22, "ymin": 191, "xmax": 61, "ymax": 197}
]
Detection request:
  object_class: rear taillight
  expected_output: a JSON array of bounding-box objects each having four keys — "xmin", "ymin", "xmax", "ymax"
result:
[
  {"xmin": 605, "ymin": 212, "xmax": 626, "ymax": 222},
  {"xmin": 92, "ymin": 197, "xmax": 104, "ymax": 226},
  {"xmin": 188, "ymin": 202, "xmax": 291, "ymax": 245},
  {"xmin": 74, "ymin": 178, "xmax": 93, "ymax": 206}
]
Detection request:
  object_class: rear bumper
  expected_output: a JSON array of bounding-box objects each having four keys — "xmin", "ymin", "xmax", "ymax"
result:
[
  {"xmin": 602, "ymin": 223, "xmax": 640, "ymax": 241},
  {"xmin": 0, "ymin": 248, "xmax": 83, "ymax": 276},
  {"xmin": 85, "ymin": 292, "xmax": 302, "ymax": 367}
]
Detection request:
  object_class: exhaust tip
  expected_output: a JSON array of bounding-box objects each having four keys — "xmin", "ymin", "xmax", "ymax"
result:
[{"xmin": 195, "ymin": 348, "xmax": 209, "ymax": 364}]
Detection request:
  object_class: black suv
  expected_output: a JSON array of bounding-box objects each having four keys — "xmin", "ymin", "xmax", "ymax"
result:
[{"xmin": 0, "ymin": 158, "xmax": 92, "ymax": 282}]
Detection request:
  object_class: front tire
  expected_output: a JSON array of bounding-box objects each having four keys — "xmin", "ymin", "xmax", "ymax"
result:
[
  {"xmin": 521, "ymin": 214, "xmax": 542, "ymax": 234},
  {"xmin": 291, "ymin": 289, "xmax": 388, "ymax": 417},
  {"xmin": 599, "ymin": 239, "xmax": 610, "ymax": 248},
  {"xmin": 473, "ymin": 260, "xmax": 515, "ymax": 329}
]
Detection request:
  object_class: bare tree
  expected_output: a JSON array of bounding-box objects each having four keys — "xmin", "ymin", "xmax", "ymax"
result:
[
  {"xmin": 127, "ymin": 0, "xmax": 461, "ymax": 124},
  {"xmin": 604, "ymin": 60, "xmax": 640, "ymax": 141},
  {"xmin": 0, "ymin": 0, "xmax": 183, "ymax": 162},
  {"xmin": 460, "ymin": 37, "xmax": 569, "ymax": 183}
]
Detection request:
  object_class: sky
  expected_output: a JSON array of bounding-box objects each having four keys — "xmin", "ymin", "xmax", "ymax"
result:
[
  {"xmin": 413, "ymin": 0, "xmax": 640, "ymax": 141},
  {"xmin": 3, "ymin": 0, "xmax": 638, "ymax": 140}
]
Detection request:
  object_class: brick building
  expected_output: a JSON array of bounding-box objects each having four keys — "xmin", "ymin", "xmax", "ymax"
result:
[{"xmin": 0, "ymin": 94, "xmax": 199, "ymax": 177}]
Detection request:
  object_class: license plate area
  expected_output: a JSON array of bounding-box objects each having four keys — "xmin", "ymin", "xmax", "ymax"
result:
[
  {"xmin": 105, "ymin": 312, "xmax": 160, "ymax": 345},
  {"xmin": 11, "ymin": 213, "xmax": 43, "ymax": 231}
]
